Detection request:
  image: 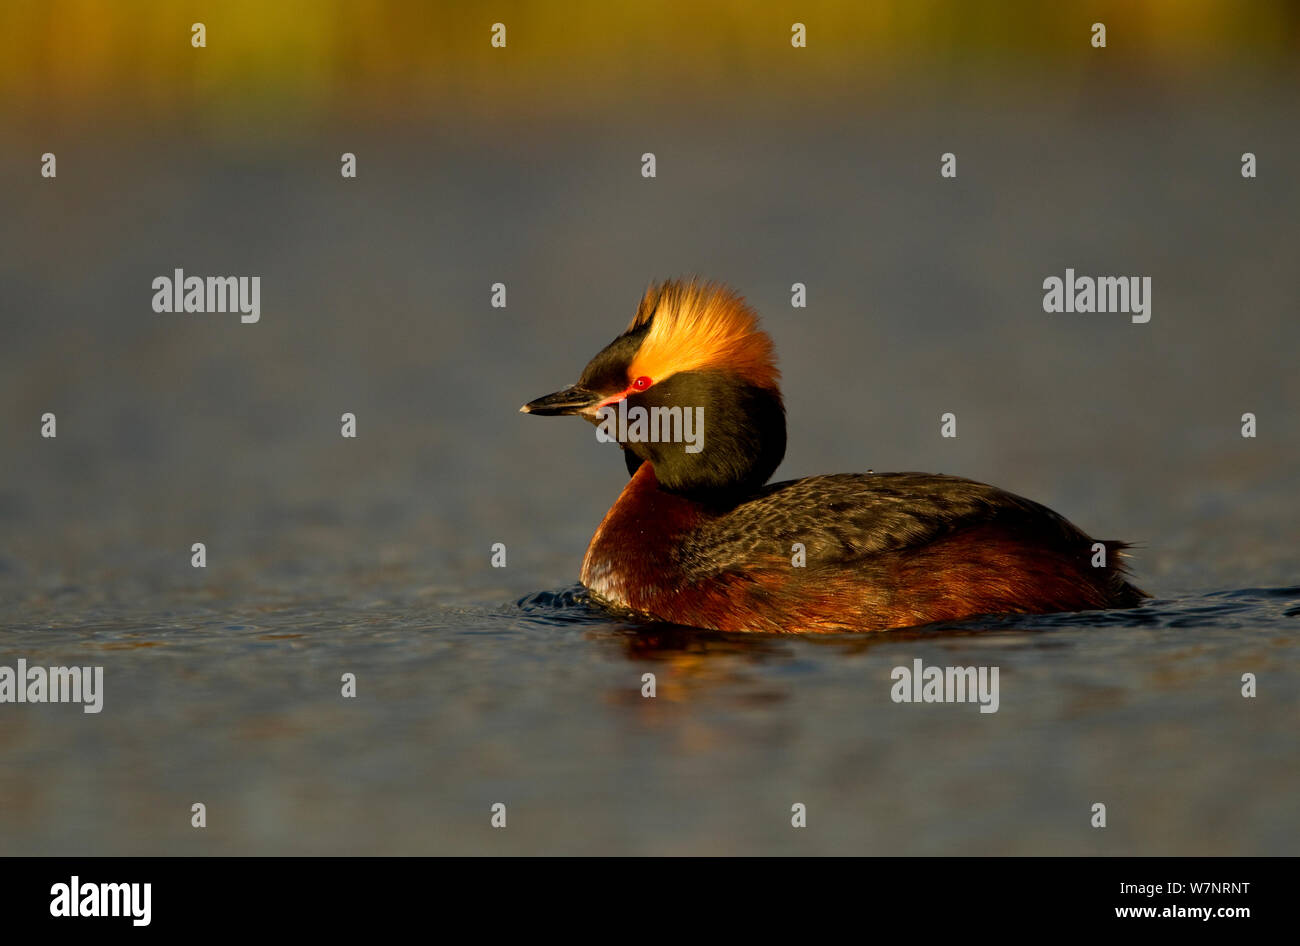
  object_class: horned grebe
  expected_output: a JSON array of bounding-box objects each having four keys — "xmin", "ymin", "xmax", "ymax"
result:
[{"xmin": 522, "ymin": 279, "xmax": 1145, "ymax": 633}]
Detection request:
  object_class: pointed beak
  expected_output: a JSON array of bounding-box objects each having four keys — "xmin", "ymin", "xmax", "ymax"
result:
[{"xmin": 519, "ymin": 384, "xmax": 602, "ymax": 416}]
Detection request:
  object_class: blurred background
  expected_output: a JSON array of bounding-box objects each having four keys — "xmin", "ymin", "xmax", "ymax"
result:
[{"xmin": 0, "ymin": 1, "xmax": 1297, "ymax": 855}]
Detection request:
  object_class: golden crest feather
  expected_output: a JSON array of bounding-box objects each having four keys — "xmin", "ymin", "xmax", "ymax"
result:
[{"xmin": 625, "ymin": 279, "xmax": 779, "ymax": 389}]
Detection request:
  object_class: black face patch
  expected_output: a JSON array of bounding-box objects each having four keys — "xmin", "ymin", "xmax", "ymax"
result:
[
  {"xmin": 578, "ymin": 321, "xmax": 651, "ymax": 396},
  {"xmin": 620, "ymin": 369, "xmax": 786, "ymax": 500}
]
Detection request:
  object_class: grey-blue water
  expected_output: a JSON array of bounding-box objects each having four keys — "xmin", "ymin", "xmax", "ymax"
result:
[{"xmin": 2, "ymin": 82, "xmax": 1297, "ymax": 854}]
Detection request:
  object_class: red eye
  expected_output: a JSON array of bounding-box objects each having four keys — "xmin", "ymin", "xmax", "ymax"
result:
[{"xmin": 632, "ymin": 376, "xmax": 652, "ymax": 391}]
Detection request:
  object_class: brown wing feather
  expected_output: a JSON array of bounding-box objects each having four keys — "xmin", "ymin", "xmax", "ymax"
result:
[{"xmin": 660, "ymin": 474, "xmax": 1145, "ymax": 632}]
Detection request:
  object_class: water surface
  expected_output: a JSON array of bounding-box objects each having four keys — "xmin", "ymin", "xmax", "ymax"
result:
[{"xmin": 2, "ymin": 80, "xmax": 1297, "ymax": 855}]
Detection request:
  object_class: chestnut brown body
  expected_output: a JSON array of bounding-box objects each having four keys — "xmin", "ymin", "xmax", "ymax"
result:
[{"xmin": 580, "ymin": 463, "xmax": 1144, "ymax": 633}]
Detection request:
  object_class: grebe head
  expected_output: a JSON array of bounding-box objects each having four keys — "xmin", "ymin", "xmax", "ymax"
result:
[{"xmin": 521, "ymin": 279, "xmax": 786, "ymax": 498}]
